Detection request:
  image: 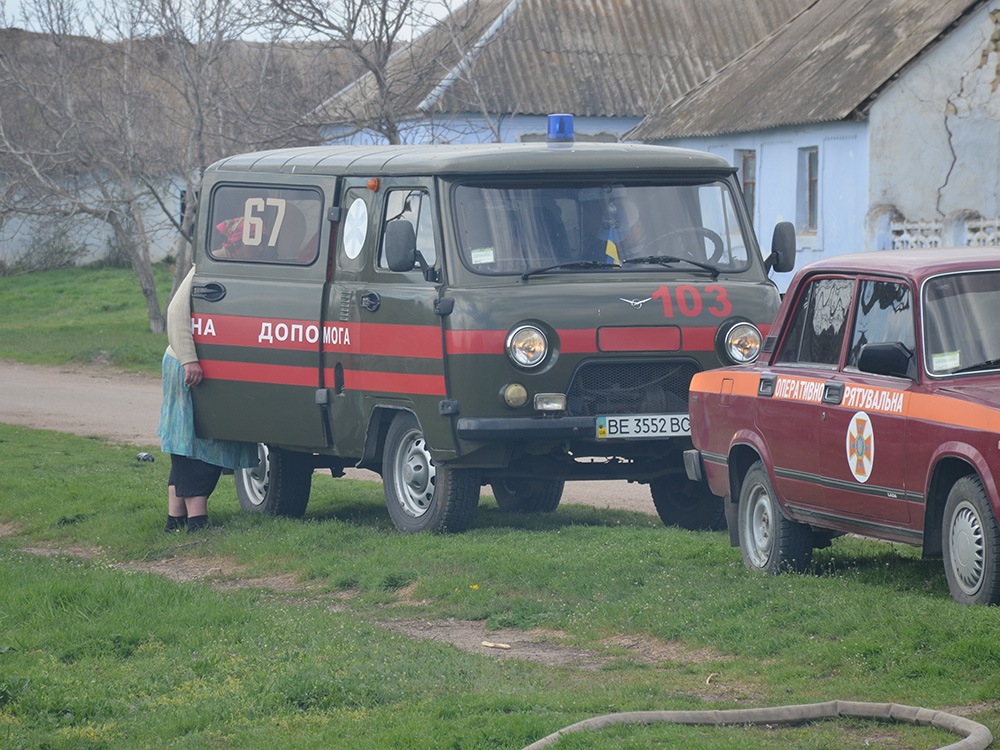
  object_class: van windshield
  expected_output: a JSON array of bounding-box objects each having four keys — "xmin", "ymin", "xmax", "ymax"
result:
[{"xmin": 452, "ymin": 180, "xmax": 753, "ymax": 276}]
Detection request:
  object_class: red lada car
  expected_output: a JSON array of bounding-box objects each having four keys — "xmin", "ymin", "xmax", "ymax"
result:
[{"xmin": 686, "ymin": 248, "xmax": 1000, "ymax": 604}]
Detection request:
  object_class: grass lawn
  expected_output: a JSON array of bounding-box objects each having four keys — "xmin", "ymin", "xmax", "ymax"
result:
[{"xmin": 0, "ymin": 266, "xmax": 998, "ymax": 747}]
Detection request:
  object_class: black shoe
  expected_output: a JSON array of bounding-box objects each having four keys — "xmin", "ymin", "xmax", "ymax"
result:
[
  {"xmin": 164, "ymin": 515, "xmax": 187, "ymax": 533},
  {"xmin": 186, "ymin": 515, "xmax": 209, "ymax": 533}
]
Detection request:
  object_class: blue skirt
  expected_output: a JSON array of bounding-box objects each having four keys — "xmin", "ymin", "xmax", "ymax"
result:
[{"xmin": 157, "ymin": 352, "xmax": 259, "ymax": 469}]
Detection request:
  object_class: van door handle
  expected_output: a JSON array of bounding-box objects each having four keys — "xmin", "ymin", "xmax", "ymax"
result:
[
  {"xmin": 361, "ymin": 291, "xmax": 381, "ymax": 312},
  {"xmin": 191, "ymin": 282, "xmax": 226, "ymax": 302}
]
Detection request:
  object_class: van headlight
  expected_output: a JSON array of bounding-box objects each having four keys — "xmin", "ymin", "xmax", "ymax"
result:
[
  {"xmin": 722, "ymin": 322, "xmax": 763, "ymax": 364},
  {"xmin": 506, "ymin": 325, "xmax": 548, "ymax": 368}
]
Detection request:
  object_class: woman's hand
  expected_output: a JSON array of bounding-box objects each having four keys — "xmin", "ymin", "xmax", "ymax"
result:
[{"xmin": 183, "ymin": 362, "xmax": 204, "ymax": 387}]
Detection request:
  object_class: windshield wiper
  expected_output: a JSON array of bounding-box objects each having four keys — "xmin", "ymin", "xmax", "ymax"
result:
[
  {"xmin": 521, "ymin": 260, "xmax": 616, "ymax": 280},
  {"xmin": 954, "ymin": 357, "xmax": 1000, "ymax": 374},
  {"xmin": 621, "ymin": 255, "xmax": 720, "ymax": 277}
]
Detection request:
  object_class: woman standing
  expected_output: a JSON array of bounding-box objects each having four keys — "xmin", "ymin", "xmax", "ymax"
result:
[{"xmin": 157, "ymin": 266, "xmax": 257, "ymax": 532}]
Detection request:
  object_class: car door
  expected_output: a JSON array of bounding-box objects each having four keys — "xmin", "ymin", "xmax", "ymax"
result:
[
  {"xmin": 190, "ymin": 181, "xmax": 331, "ymax": 448},
  {"xmin": 815, "ymin": 278, "xmax": 914, "ymax": 527},
  {"xmin": 758, "ymin": 276, "xmax": 854, "ymax": 512}
]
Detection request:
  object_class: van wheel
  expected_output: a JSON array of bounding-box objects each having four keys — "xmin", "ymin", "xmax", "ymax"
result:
[
  {"xmin": 650, "ymin": 476, "xmax": 726, "ymax": 530},
  {"xmin": 942, "ymin": 475, "xmax": 1000, "ymax": 605},
  {"xmin": 383, "ymin": 413, "xmax": 480, "ymax": 533},
  {"xmin": 737, "ymin": 461, "xmax": 812, "ymax": 574},
  {"xmin": 492, "ymin": 479, "xmax": 564, "ymax": 513},
  {"xmin": 235, "ymin": 444, "xmax": 312, "ymax": 518}
]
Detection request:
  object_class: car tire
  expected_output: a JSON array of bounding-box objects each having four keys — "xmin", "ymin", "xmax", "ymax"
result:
[
  {"xmin": 491, "ymin": 479, "xmax": 564, "ymax": 513},
  {"xmin": 942, "ymin": 475, "xmax": 1000, "ymax": 605},
  {"xmin": 383, "ymin": 412, "xmax": 481, "ymax": 533},
  {"xmin": 235, "ymin": 443, "xmax": 312, "ymax": 518},
  {"xmin": 737, "ymin": 461, "xmax": 812, "ymax": 574},
  {"xmin": 650, "ymin": 476, "xmax": 726, "ymax": 530}
]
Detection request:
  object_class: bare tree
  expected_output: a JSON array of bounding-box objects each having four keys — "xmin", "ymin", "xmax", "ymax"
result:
[
  {"xmin": 0, "ymin": 0, "xmax": 357, "ymax": 331},
  {"xmin": 271, "ymin": 0, "xmax": 492, "ymax": 145}
]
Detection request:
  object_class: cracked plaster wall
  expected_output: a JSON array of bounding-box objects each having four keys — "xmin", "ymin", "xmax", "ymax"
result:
[{"xmin": 870, "ymin": 0, "xmax": 1000, "ymax": 223}]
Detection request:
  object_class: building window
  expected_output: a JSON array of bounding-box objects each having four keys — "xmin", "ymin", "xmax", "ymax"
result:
[
  {"xmin": 797, "ymin": 146, "xmax": 819, "ymax": 232},
  {"xmin": 736, "ymin": 149, "xmax": 756, "ymax": 216}
]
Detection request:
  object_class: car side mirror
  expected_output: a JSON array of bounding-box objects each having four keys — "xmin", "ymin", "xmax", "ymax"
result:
[
  {"xmin": 766, "ymin": 221, "xmax": 796, "ymax": 274},
  {"xmin": 385, "ymin": 221, "xmax": 417, "ymax": 272},
  {"xmin": 858, "ymin": 342, "xmax": 914, "ymax": 379}
]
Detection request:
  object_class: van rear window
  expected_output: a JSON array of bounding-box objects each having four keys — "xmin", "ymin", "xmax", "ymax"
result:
[{"xmin": 208, "ymin": 185, "xmax": 323, "ymax": 265}]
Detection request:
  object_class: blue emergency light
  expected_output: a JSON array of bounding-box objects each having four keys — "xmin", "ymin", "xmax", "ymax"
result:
[{"xmin": 547, "ymin": 113, "xmax": 575, "ymax": 144}]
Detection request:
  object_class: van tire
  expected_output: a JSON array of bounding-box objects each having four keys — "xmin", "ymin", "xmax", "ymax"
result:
[
  {"xmin": 492, "ymin": 479, "xmax": 564, "ymax": 513},
  {"xmin": 383, "ymin": 413, "xmax": 480, "ymax": 533},
  {"xmin": 235, "ymin": 444, "xmax": 312, "ymax": 518},
  {"xmin": 650, "ymin": 476, "xmax": 726, "ymax": 530}
]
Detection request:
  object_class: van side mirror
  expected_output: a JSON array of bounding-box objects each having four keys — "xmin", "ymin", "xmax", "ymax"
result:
[
  {"xmin": 858, "ymin": 342, "xmax": 914, "ymax": 379},
  {"xmin": 385, "ymin": 221, "xmax": 417, "ymax": 272},
  {"xmin": 766, "ymin": 221, "xmax": 796, "ymax": 274}
]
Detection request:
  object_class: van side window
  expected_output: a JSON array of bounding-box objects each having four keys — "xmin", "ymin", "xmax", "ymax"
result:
[
  {"xmin": 379, "ymin": 190, "xmax": 436, "ymax": 269},
  {"xmin": 775, "ymin": 277, "xmax": 854, "ymax": 366},
  {"xmin": 208, "ymin": 185, "xmax": 323, "ymax": 265}
]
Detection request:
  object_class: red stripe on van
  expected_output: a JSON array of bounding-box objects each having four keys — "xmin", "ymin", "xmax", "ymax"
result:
[
  {"xmin": 201, "ymin": 360, "xmax": 318, "ymax": 386},
  {"xmin": 599, "ymin": 326, "xmax": 681, "ymax": 352},
  {"xmin": 342, "ymin": 369, "xmax": 446, "ymax": 397}
]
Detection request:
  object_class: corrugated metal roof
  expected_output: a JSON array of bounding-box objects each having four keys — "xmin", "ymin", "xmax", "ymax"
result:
[
  {"xmin": 315, "ymin": 0, "xmax": 811, "ymax": 125},
  {"xmin": 628, "ymin": 0, "xmax": 984, "ymax": 140}
]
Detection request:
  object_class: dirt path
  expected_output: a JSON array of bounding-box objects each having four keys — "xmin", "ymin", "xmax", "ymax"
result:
[{"xmin": 0, "ymin": 360, "xmax": 656, "ymax": 515}]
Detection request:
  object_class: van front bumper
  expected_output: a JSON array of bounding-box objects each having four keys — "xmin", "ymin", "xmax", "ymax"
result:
[{"xmin": 456, "ymin": 416, "xmax": 595, "ymax": 442}]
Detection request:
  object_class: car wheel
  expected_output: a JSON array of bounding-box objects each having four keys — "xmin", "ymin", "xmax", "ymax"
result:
[
  {"xmin": 383, "ymin": 412, "xmax": 480, "ymax": 533},
  {"xmin": 942, "ymin": 475, "xmax": 1000, "ymax": 605},
  {"xmin": 737, "ymin": 461, "xmax": 812, "ymax": 574},
  {"xmin": 650, "ymin": 476, "xmax": 726, "ymax": 530},
  {"xmin": 235, "ymin": 443, "xmax": 312, "ymax": 517},
  {"xmin": 491, "ymin": 479, "xmax": 564, "ymax": 513}
]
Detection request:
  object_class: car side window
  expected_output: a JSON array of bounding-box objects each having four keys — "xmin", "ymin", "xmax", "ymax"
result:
[
  {"xmin": 775, "ymin": 277, "xmax": 854, "ymax": 366},
  {"xmin": 846, "ymin": 280, "xmax": 915, "ymax": 369},
  {"xmin": 378, "ymin": 189, "xmax": 437, "ymax": 270}
]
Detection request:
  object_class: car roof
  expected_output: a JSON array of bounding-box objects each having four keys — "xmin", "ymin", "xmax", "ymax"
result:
[
  {"xmin": 790, "ymin": 247, "xmax": 1000, "ymax": 286},
  {"xmin": 205, "ymin": 141, "xmax": 734, "ymax": 178}
]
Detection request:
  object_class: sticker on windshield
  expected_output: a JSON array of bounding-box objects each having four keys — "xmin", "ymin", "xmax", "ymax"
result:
[
  {"xmin": 846, "ymin": 411, "xmax": 874, "ymax": 483},
  {"xmin": 342, "ymin": 198, "xmax": 368, "ymax": 260},
  {"xmin": 470, "ymin": 247, "xmax": 495, "ymax": 264}
]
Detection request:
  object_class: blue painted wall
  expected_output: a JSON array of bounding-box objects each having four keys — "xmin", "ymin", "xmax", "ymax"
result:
[{"xmin": 657, "ymin": 121, "xmax": 869, "ymax": 291}]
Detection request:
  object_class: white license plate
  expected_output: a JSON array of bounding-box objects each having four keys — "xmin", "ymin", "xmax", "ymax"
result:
[{"xmin": 596, "ymin": 414, "xmax": 690, "ymax": 439}]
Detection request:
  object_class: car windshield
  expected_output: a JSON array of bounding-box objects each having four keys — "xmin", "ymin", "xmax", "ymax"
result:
[
  {"xmin": 452, "ymin": 180, "xmax": 753, "ymax": 276},
  {"xmin": 924, "ymin": 270, "xmax": 1000, "ymax": 375}
]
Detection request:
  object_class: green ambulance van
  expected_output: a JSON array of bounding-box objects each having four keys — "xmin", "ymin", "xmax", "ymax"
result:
[{"xmin": 188, "ymin": 115, "xmax": 794, "ymax": 533}]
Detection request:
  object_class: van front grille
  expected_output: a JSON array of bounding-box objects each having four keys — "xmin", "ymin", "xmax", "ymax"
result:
[{"xmin": 565, "ymin": 360, "xmax": 699, "ymax": 417}]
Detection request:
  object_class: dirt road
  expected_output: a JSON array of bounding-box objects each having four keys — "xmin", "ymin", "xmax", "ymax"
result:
[{"xmin": 0, "ymin": 360, "xmax": 655, "ymax": 514}]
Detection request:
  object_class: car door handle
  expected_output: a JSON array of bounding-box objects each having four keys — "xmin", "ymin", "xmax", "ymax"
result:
[
  {"xmin": 822, "ymin": 382, "xmax": 844, "ymax": 405},
  {"xmin": 191, "ymin": 282, "xmax": 226, "ymax": 302},
  {"xmin": 361, "ymin": 291, "xmax": 381, "ymax": 312}
]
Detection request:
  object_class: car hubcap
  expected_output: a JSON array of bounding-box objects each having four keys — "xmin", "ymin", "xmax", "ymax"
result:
[
  {"xmin": 746, "ymin": 484, "xmax": 774, "ymax": 568},
  {"xmin": 395, "ymin": 429, "xmax": 435, "ymax": 518},
  {"xmin": 242, "ymin": 444, "xmax": 270, "ymax": 506},
  {"xmin": 950, "ymin": 500, "xmax": 985, "ymax": 595}
]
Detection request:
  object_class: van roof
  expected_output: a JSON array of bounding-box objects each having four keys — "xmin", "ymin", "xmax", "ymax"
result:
[{"xmin": 205, "ymin": 141, "xmax": 734, "ymax": 178}]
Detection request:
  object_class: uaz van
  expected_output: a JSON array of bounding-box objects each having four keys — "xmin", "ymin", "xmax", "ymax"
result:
[{"xmin": 188, "ymin": 116, "xmax": 794, "ymax": 533}]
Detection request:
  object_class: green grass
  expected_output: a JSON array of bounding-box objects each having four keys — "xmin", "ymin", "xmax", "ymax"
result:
[
  {"xmin": 0, "ymin": 265, "xmax": 173, "ymax": 372},
  {"xmin": 0, "ymin": 424, "xmax": 996, "ymax": 748},
  {"xmin": 0, "ymin": 267, "xmax": 998, "ymax": 747}
]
